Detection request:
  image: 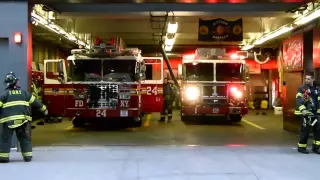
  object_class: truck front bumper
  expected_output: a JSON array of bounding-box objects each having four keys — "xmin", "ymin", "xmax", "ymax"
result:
[
  {"xmin": 65, "ymin": 108, "xmax": 140, "ymax": 118},
  {"xmin": 181, "ymin": 105, "xmax": 248, "ymax": 116}
]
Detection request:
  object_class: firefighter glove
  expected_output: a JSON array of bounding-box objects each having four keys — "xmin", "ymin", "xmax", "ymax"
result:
[
  {"xmin": 302, "ymin": 110, "xmax": 307, "ymax": 116},
  {"xmin": 44, "ymin": 109, "xmax": 48, "ymax": 116}
]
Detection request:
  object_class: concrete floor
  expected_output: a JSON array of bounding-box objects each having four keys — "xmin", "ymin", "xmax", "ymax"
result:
[
  {"xmin": 2, "ymin": 110, "xmax": 319, "ymax": 180},
  {"xmin": 31, "ymin": 110, "xmax": 297, "ymax": 147}
]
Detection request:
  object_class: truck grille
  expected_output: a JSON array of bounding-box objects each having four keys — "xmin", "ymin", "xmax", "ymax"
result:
[
  {"xmin": 201, "ymin": 85, "xmax": 227, "ymax": 106},
  {"xmin": 86, "ymin": 83, "xmax": 119, "ymax": 108},
  {"xmin": 202, "ymin": 98, "xmax": 228, "ymax": 106},
  {"xmin": 202, "ymin": 85, "xmax": 227, "ymax": 97}
]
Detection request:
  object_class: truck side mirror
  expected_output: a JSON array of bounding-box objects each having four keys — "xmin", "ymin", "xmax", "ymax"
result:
[{"xmin": 58, "ymin": 71, "xmax": 65, "ymax": 84}]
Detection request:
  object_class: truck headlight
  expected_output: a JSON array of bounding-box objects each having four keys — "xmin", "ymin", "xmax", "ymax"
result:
[{"xmin": 185, "ymin": 86, "xmax": 200, "ymax": 100}]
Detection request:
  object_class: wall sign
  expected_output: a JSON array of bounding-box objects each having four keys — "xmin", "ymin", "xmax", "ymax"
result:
[{"xmin": 198, "ymin": 18, "xmax": 243, "ymax": 42}]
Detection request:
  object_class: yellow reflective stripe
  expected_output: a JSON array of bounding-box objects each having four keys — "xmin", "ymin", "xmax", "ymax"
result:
[
  {"xmin": 0, "ymin": 101, "xmax": 3, "ymax": 107},
  {"xmin": 161, "ymin": 115, "xmax": 165, "ymax": 117},
  {"xmin": 40, "ymin": 105, "xmax": 47, "ymax": 112},
  {"xmin": 294, "ymin": 110, "xmax": 302, "ymax": 114},
  {"xmin": 22, "ymin": 152, "xmax": 32, "ymax": 157},
  {"xmin": 0, "ymin": 115, "xmax": 32, "ymax": 123},
  {"xmin": 29, "ymin": 95, "xmax": 35, "ymax": 104},
  {"xmin": 317, "ymin": 109, "xmax": 320, "ymax": 113},
  {"xmin": 294, "ymin": 110, "xmax": 311, "ymax": 115},
  {"xmin": 313, "ymin": 140, "xmax": 320, "ymax": 146},
  {"xmin": 8, "ymin": 120, "xmax": 28, "ymax": 129},
  {"xmin": 296, "ymin": 92, "xmax": 303, "ymax": 98},
  {"xmin": 2, "ymin": 101, "xmax": 29, "ymax": 108},
  {"xmin": 0, "ymin": 153, "xmax": 9, "ymax": 158},
  {"xmin": 168, "ymin": 114, "xmax": 172, "ymax": 116},
  {"xmin": 298, "ymin": 143, "xmax": 307, "ymax": 147},
  {"xmin": 318, "ymin": 96, "xmax": 320, "ymax": 100},
  {"xmin": 299, "ymin": 105, "xmax": 306, "ymax": 111}
]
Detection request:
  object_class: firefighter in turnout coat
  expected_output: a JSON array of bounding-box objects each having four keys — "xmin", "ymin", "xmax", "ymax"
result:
[
  {"xmin": 0, "ymin": 72, "xmax": 48, "ymax": 163},
  {"xmin": 295, "ymin": 73, "xmax": 320, "ymax": 154},
  {"xmin": 159, "ymin": 78, "xmax": 177, "ymax": 123}
]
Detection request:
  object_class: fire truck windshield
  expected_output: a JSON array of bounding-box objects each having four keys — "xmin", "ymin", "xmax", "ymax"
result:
[
  {"xmin": 67, "ymin": 60, "xmax": 102, "ymax": 82},
  {"xmin": 216, "ymin": 63, "xmax": 245, "ymax": 81},
  {"xmin": 67, "ymin": 59, "xmax": 137, "ymax": 82},
  {"xmin": 184, "ymin": 63, "xmax": 214, "ymax": 81},
  {"xmin": 102, "ymin": 60, "xmax": 136, "ymax": 82}
]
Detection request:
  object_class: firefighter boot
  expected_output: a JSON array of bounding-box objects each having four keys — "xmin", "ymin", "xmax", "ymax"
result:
[
  {"xmin": 298, "ymin": 147, "xmax": 309, "ymax": 154},
  {"xmin": 23, "ymin": 156, "xmax": 32, "ymax": 162},
  {"xmin": 159, "ymin": 117, "xmax": 165, "ymax": 122},
  {"xmin": 0, "ymin": 157, "xmax": 9, "ymax": 163}
]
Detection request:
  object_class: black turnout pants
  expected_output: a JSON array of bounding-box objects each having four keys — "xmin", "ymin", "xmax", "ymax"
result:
[
  {"xmin": 160, "ymin": 99, "xmax": 173, "ymax": 120},
  {"xmin": 297, "ymin": 115, "xmax": 320, "ymax": 150},
  {"xmin": 0, "ymin": 122, "xmax": 32, "ymax": 161}
]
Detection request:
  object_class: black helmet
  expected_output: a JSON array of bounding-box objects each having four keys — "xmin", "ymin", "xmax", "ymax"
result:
[{"xmin": 4, "ymin": 72, "xmax": 19, "ymax": 87}]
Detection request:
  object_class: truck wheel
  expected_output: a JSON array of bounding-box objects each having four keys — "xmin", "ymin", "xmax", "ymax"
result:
[
  {"xmin": 230, "ymin": 115, "xmax": 242, "ymax": 123},
  {"xmin": 131, "ymin": 117, "xmax": 142, "ymax": 127},
  {"xmin": 73, "ymin": 118, "xmax": 85, "ymax": 128},
  {"xmin": 181, "ymin": 115, "xmax": 191, "ymax": 122}
]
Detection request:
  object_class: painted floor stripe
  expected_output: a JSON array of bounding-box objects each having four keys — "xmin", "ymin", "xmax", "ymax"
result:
[
  {"xmin": 143, "ymin": 114, "xmax": 152, "ymax": 127},
  {"xmin": 242, "ymin": 118, "xmax": 266, "ymax": 130}
]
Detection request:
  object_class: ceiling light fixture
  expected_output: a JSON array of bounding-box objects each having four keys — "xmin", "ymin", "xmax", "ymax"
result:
[
  {"xmin": 31, "ymin": 10, "xmax": 90, "ymax": 49},
  {"xmin": 241, "ymin": 3, "xmax": 320, "ymax": 51}
]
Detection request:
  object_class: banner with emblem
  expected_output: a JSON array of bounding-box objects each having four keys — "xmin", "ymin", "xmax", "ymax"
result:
[{"xmin": 198, "ymin": 18, "xmax": 243, "ymax": 42}]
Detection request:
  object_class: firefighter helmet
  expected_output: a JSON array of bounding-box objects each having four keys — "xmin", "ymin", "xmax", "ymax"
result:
[{"xmin": 4, "ymin": 71, "xmax": 19, "ymax": 87}]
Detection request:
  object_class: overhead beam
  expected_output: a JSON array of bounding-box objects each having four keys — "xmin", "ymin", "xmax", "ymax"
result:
[{"xmin": 49, "ymin": 3, "xmax": 305, "ymax": 13}]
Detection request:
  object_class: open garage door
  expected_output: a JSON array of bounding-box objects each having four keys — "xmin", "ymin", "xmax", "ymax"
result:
[{"xmin": 28, "ymin": 1, "xmax": 313, "ymax": 148}]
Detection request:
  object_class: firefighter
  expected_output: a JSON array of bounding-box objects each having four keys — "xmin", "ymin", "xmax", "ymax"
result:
[
  {"xmin": 295, "ymin": 72, "xmax": 320, "ymax": 154},
  {"xmin": 159, "ymin": 77, "xmax": 176, "ymax": 123},
  {"xmin": 0, "ymin": 72, "xmax": 48, "ymax": 163}
]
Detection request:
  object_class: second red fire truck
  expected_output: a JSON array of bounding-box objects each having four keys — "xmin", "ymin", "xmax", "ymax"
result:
[{"xmin": 178, "ymin": 48, "xmax": 249, "ymax": 122}]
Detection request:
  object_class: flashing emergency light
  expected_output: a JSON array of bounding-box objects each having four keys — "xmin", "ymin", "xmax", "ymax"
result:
[
  {"xmin": 167, "ymin": 22, "xmax": 178, "ymax": 34},
  {"xmin": 14, "ymin": 32, "xmax": 22, "ymax": 44},
  {"xmin": 230, "ymin": 87, "xmax": 237, "ymax": 93},
  {"xmin": 230, "ymin": 53, "xmax": 245, "ymax": 60},
  {"xmin": 229, "ymin": 86, "xmax": 242, "ymax": 99},
  {"xmin": 185, "ymin": 86, "xmax": 200, "ymax": 100},
  {"xmin": 183, "ymin": 54, "xmax": 195, "ymax": 60}
]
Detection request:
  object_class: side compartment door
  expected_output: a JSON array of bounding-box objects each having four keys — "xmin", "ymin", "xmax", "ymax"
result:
[
  {"xmin": 140, "ymin": 57, "xmax": 163, "ymax": 113},
  {"xmin": 43, "ymin": 59, "xmax": 67, "ymax": 116}
]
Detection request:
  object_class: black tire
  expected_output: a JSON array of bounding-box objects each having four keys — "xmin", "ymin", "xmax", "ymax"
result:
[
  {"xmin": 230, "ymin": 115, "xmax": 242, "ymax": 123},
  {"xmin": 132, "ymin": 120, "xmax": 142, "ymax": 127},
  {"xmin": 73, "ymin": 118, "xmax": 86, "ymax": 128}
]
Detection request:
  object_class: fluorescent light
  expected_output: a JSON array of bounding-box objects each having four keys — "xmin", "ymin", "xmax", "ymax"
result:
[
  {"xmin": 165, "ymin": 45, "xmax": 173, "ymax": 51},
  {"xmin": 241, "ymin": 3, "xmax": 320, "ymax": 50},
  {"xmin": 295, "ymin": 8, "xmax": 320, "ymax": 25},
  {"xmin": 167, "ymin": 22, "xmax": 178, "ymax": 34},
  {"xmin": 241, "ymin": 45, "xmax": 254, "ymax": 51},
  {"xmin": 165, "ymin": 37, "xmax": 175, "ymax": 46},
  {"xmin": 254, "ymin": 26, "xmax": 293, "ymax": 45},
  {"xmin": 31, "ymin": 10, "xmax": 89, "ymax": 49}
]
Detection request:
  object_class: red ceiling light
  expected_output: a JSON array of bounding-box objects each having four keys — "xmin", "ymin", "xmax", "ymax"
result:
[{"xmin": 14, "ymin": 32, "xmax": 22, "ymax": 44}]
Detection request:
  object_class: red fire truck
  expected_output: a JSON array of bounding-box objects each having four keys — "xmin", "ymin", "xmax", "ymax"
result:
[
  {"xmin": 179, "ymin": 48, "xmax": 249, "ymax": 122},
  {"xmin": 42, "ymin": 38, "xmax": 164, "ymax": 127}
]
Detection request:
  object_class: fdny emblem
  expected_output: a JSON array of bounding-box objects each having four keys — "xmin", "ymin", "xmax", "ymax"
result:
[{"xmin": 52, "ymin": 88, "xmax": 59, "ymax": 96}]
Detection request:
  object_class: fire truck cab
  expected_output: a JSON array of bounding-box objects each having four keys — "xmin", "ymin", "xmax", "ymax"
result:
[
  {"xmin": 42, "ymin": 40, "xmax": 158, "ymax": 127},
  {"xmin": 178, "ymin": 48, "xmax": 249, "ymax": 122}
]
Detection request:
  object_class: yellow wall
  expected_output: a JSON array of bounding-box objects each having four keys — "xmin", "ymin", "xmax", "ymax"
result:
[{"xmin": 32, "ymin": 41, "xmax": 67, "ymax": 72}]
